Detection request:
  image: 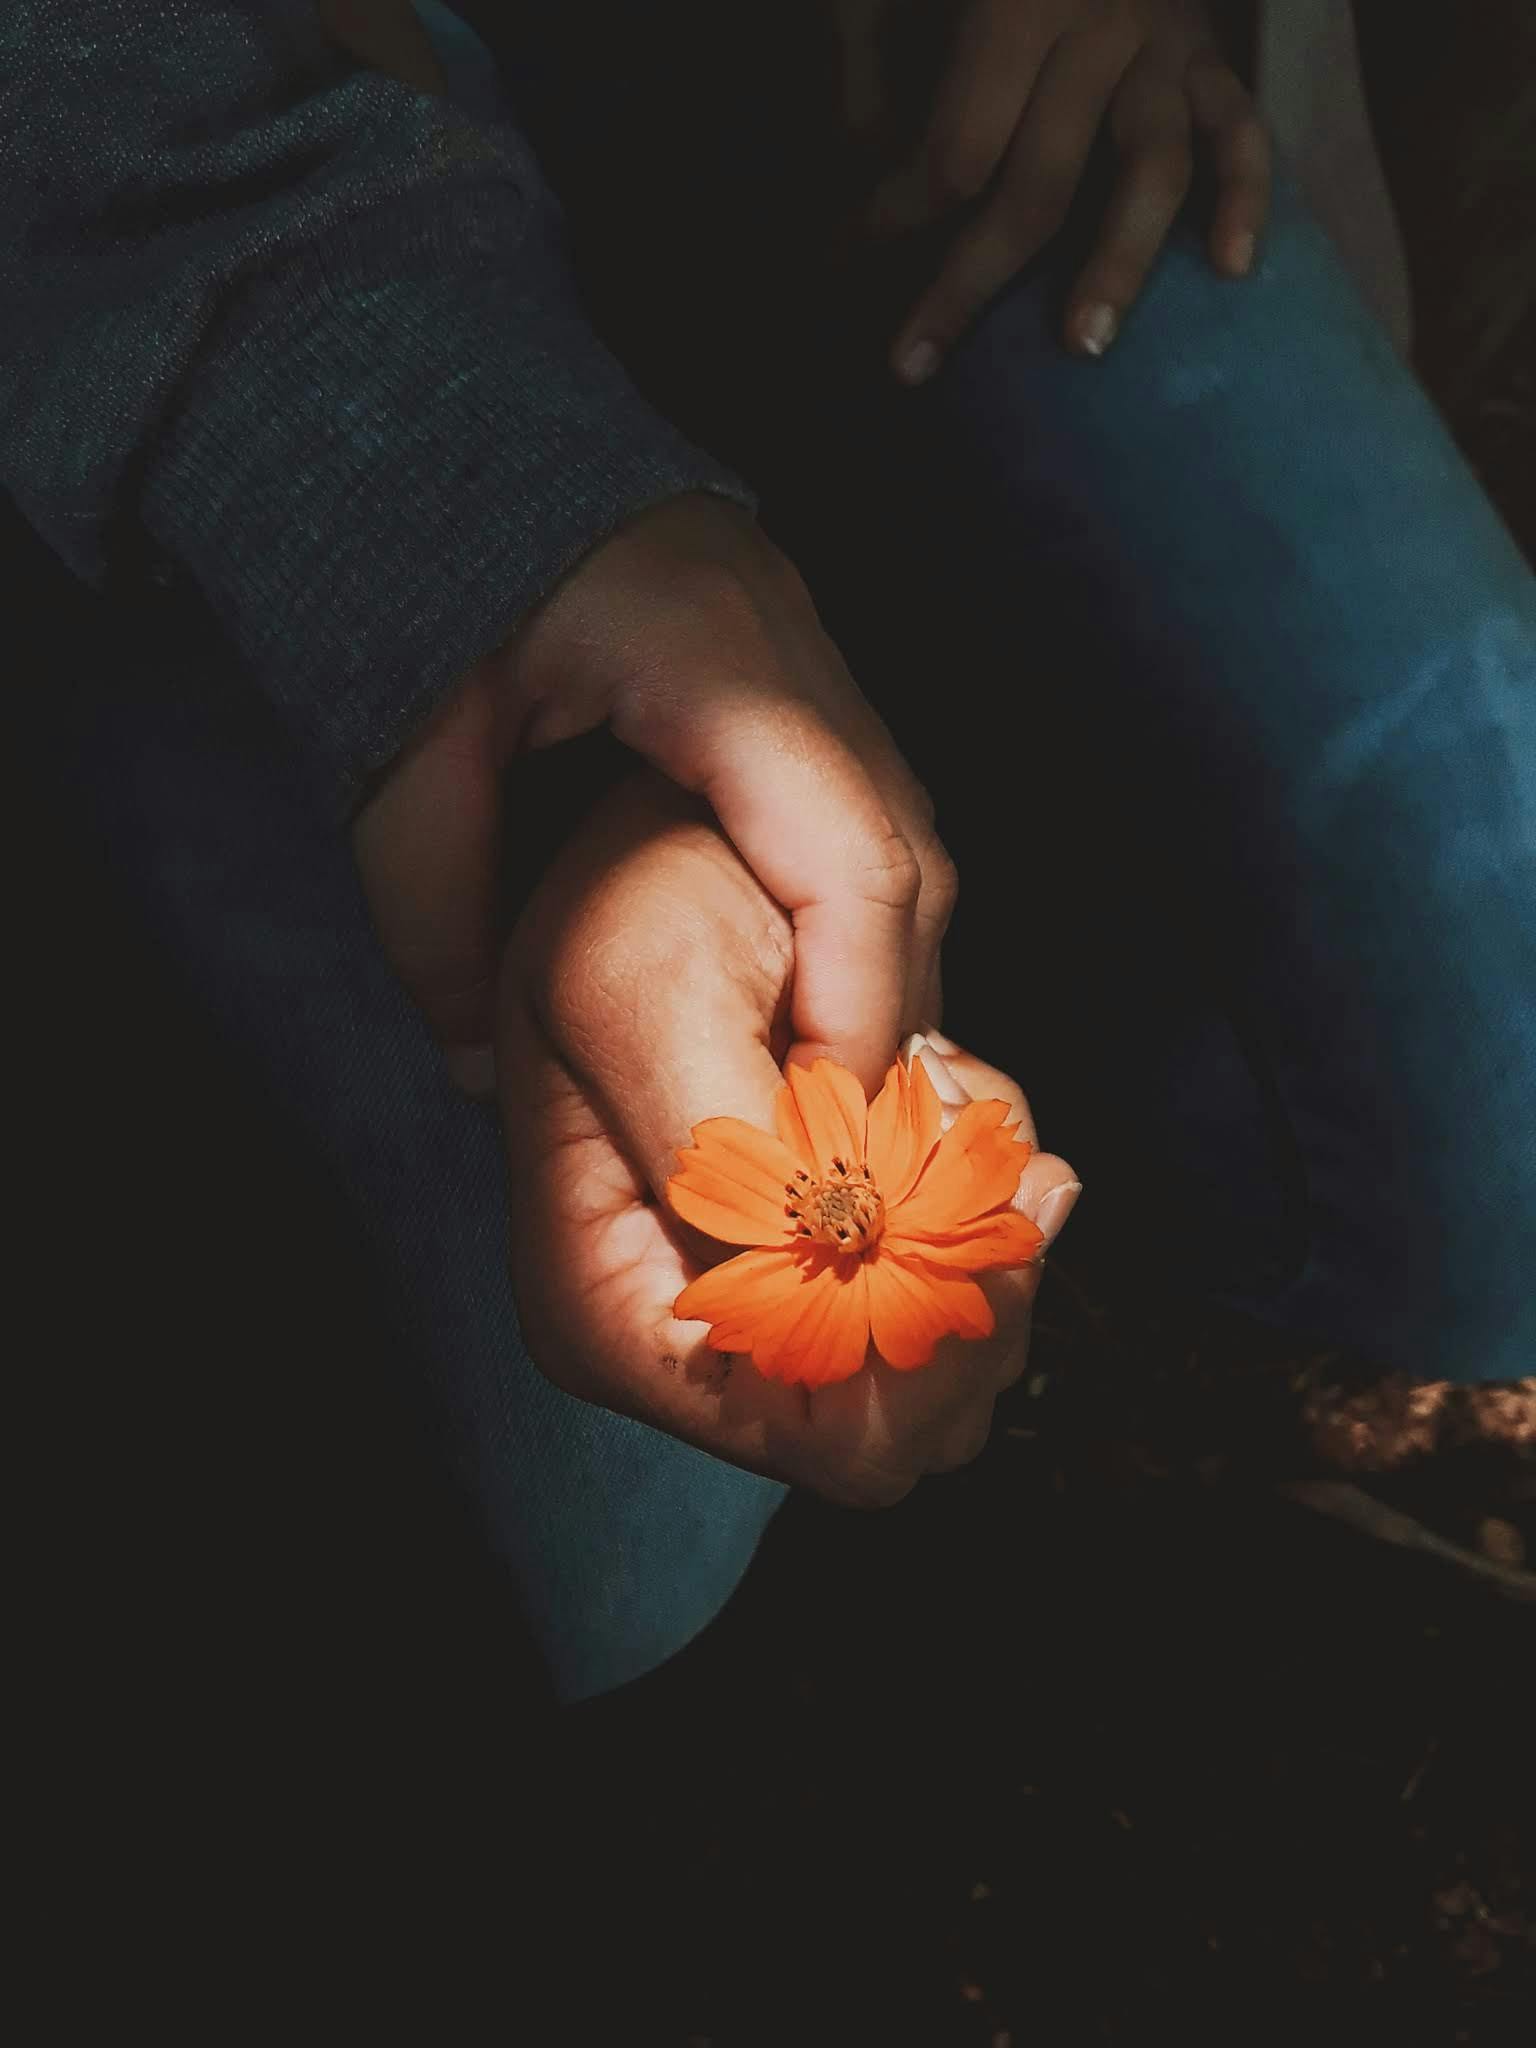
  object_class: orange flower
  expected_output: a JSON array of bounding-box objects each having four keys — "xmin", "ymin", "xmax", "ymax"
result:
[{"xmin": 668, "ymin": 1053, "xmax": 1043, "ymax": 1387}]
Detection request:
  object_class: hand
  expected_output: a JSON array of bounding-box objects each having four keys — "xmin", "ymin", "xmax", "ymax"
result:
[
  {"xmin": 351, "ymin": 491, "xmax": 956, "ymax": 1104},
  {"xmin": 495, "ymin": 768, "xmax": 1080, "ymax": 1508},
  {"xmin": 866, "ymin": 0, "xmax": 1270, "ymax": 376}
]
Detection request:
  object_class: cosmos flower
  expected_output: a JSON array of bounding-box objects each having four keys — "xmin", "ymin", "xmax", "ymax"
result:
[{"xmin": 668, "ymin": 1050, "xmax": 1043, "ymax": 1387}]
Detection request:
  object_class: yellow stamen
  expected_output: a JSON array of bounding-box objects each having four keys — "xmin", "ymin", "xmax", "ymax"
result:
[{"xmin": 784, "ymin": 1160, "xmax": 885, "ymax": 1251}]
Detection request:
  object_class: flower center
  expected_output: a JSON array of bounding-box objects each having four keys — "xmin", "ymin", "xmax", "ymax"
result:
[{"xmin": 783, "ymin": 1157, "xmax": 885, "ymax": 1252}]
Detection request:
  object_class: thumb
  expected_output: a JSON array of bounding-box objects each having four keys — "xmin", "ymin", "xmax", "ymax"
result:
[
  {"xmin": 499, "ymin": 771, "xmax": 795, "ymax": 1228},
  {"xmin": 351, "ymin": 666, "xmax": 503, "ymax": 1096}
]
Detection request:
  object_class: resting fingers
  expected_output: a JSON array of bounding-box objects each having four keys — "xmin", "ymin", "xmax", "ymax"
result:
[{"xmin": 881, "ymin": 10, "xmax": 1270, "ymax": 381}]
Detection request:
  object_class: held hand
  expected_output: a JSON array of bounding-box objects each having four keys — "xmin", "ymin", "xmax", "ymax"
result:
[
  {"xmin": 866, "ymin": 0, "xmax": 1270, "ymax": 376},
  {"xmin": 352, "ymin": 492, "xmax": 957, "ymax": 1104},
  {"xmin": 496, "ymin": 770, "xmax": 1080, "ymax": 1508}
]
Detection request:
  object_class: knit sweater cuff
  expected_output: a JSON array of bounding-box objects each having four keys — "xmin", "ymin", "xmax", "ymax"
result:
[{"xmin": 142, "ymin": 188, "xmax": 756, "ymax": 822}]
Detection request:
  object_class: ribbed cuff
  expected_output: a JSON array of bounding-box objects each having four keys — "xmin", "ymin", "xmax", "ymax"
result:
[{"xmin": 142, "ymin": 185, "xmax": 756, "ymax": 822}]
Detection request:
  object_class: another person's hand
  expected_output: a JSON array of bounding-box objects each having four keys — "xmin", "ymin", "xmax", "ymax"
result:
[
  {"xmin": 352, "ymin": 491, "xmax": 956, "ymax": 1104},
  {"xmin": 495, "ymin": 767, "xmax": 1080, "ymax": 1507},
  {"xmin": 866, "ymin": 0, "xmax": 1270, "ymax": 375}
]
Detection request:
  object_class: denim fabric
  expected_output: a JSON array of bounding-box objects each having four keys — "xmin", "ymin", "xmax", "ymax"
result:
[
  {"xmin": 30, "ymin": 576, "xmax": 790, "ymax": 1707},
  {"xmin": 899, "ymin": 203, "xmax": 1536, "ymax": 1385},
  {"xmin": 28, "ymin": 3, "xmax": 1534, "ymax": 1706}
]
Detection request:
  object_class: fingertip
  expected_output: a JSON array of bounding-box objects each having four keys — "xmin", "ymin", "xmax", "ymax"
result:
[
  {"xmin": 893, "ymin": 337, "xmax": 943, "ymax": 386},
  {"xmin": 915, "ymin": 1042, "xmax": 970, "ymax": 1112},
  {"xmin": 1069, "ymin": 301, "xmax": 1118, "ymax": 357},
  {"xmin": 1220, "ymin": 229, "xmax": 1256, "ymax": 277},
  {"xmin": 1034, "ymin": 1178, "xmax": 1082, "ymax": 1245}
]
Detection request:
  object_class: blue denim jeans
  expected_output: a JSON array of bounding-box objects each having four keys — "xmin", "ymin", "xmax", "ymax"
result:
[{"xmin": 37, "ymin": 3, "xmax": 1536, "ymax": 1704}]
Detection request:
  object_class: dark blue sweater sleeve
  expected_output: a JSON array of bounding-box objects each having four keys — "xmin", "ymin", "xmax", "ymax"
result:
[{"xmin": 0, "ymin": 3, "xmax": 756, "ymax": 818}]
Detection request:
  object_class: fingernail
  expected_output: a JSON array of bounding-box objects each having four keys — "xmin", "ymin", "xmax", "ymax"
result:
[
  {"xmin": 1036, "ymin": 1180, "xmax": 1083, "ymax": 1243},
  {"xmin": 920, "ymin": 1026, "xmax": 958, "ymax": 1055},
  {"xmin": 443, "ymin": 1043, "xmax": 497, "ymax": 1099},
  {"xmin": 917, "ymin": 1043, "xmax": 970, "ymax": 1108},
  {"xmin": 901, "ymin": 1031, "xmax": 929, "ymax": 1069},
  {"xmin": 896, "ymin": 338, "xmax": 941, "ymax": 385},
  {"xmin": 1226, "ymin": 231, "xmax": 1255, "ymax": 276},
  {"xmin": 1076, "ymin": 303, "xmax": 1117, "ymax": 357}
]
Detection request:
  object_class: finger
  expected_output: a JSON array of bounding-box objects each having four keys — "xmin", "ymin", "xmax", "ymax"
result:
[
  {"xmin": 1063, "ymin": 63, "xmax": 1193, "ymax": 356},
  {"xmin": 1184, "ymin": 46, "xmax": 1271, "ymax": 277},
  {"xmin": 951, "ymin": 1149, "xmax": 1079, "ymax": 1438},
  {"xmin": 508, "ymin": 769, "xmax": 795, "ymax": 1211},
  {"xmin": 813, "ymin": 1041, "xmax": 1078, "ymax": 1477},
  {"xmin": 914, "ymin": 1032, "xmax": 1038, "ymax": 1145},
  {"xmin": 920, "ymin": 953, "xmax": 945, "ymax": 1051},
  {"xmin": 930, "ymin": 1390, "xmax": 998, "ymax": 1473},
  {"xmin": 875, "ymin": 0, "xmax": 1056, "ymax": 231},
  {"xmin": 635, "ymin": 682, "xmax": 923, "ymax": 1100},
  {"xmin": 930, "ymin": 1175, "xmax": 1066, "ymax": 1466},
  {"xmin": 350, "ymin": 665, "xmax": 502, "ymax": 1095},
  {"xmin": 810, "ymin": 682, "xmax": 960, "ymax": 1052},
  {"xmin": 890, "ymin": 27, "xmax": 1139, "ymax": 384}
]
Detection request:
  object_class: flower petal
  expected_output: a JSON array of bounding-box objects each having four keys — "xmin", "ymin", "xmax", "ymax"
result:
[
  {"xmin": 887, "ymin": 1102, "xmax": 1031, "ymax": 1236},
  {"xmin": 673, "ymin": 1243, "xmax": 871, "ymax": 1386},
  {"xmin": 752, "ymin": 1253, "xmax": 872, "ymax": 1387},
  {"xmin": 865, "ymin": 1055, "xmax": 943, "ymax": 1208},
  {"xmin": 802, "ymin": 1258, "xmax": 873, "ymax": 1387},
  {"xmin": 866, "ymin": 1251, "xmax": 995, "ymax": 1370},
  {"xmin": 674, "ymin": 1245, "xmax": 805, "ymax": 1334},
  {"xmin": 884, "ymin": 1207, "xmax": 1043, "ymax": 1271},
  {"xmin": 669, "ymin": 1160, "xmax": 798, "ymax": 1247},
  {"xmin": 668, "ymin": 1117, "xmax": 806, "ymax": 1244},
  {"xmin": 775, "ymin": 1057, "xmax": 869, "ymax": 1173}
]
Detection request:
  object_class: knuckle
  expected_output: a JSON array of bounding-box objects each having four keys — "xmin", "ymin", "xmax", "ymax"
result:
[
  {"xmin": 859, "ymin": 831, "xmax": 924, "ymax": 913},
  {"xmin": 660, "ymin": 553, "xmax": 769, "ymax": 629},
  {"xmin": 922, "ymin": 839, "xmax": 961, "ymax": 920}
]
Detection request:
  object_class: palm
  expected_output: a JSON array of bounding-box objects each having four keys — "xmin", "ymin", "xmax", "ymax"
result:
[{"xmin": 497, "ymin": 779, "xmax": 817, "ymax": 1467}]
